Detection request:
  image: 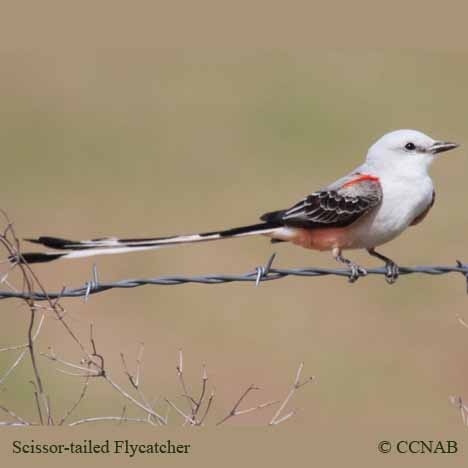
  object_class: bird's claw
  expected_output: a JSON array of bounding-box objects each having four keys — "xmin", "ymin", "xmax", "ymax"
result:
[
  {"xmin": 384, "ymin": 261, "xmax": 399, "ymax": 284},
  {"xmin": 348, "ymin": 264, "xmax": 367, "ymax": 283}
]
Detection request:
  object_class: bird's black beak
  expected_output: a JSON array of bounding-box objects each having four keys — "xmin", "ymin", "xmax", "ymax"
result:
[{"xmin": 430, "ymin": 141, "xmax": 459, "ymax": 154}]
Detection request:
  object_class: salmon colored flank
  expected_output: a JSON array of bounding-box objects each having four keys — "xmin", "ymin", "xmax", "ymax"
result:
[{"xmin": 342, "ymin": 174, "xmax": 380, "ymax": 188}]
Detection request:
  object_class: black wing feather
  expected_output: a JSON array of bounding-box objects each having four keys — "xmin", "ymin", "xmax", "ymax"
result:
[{"xmin": 260, "ymin": 179, "xmax": 382, "ymax": 229}]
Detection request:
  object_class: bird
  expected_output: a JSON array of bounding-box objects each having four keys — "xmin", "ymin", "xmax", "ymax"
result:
[{"xmin": 16, "ymin": 129, "xmax": 459, "ymax": 284}]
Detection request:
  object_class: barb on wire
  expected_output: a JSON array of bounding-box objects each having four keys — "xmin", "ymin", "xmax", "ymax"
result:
[
  {"xmin": 255, "ymin": 253, "xmax": 277, "ymax": 287},
  {"xmin": 1, "ymin": 256, "xmax": 468, "ymax": 301}
]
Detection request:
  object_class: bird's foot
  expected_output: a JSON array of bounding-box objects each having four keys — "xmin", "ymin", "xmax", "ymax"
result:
[
  {"xmin": 336, "ymin": 255, "xmax": 367, "ymax": 283},
  {"xmin": 367, "ymin": 249, "xmax": 400, "ymax": 285},
  {"xmin": 384, "ymin": 261, "xmax": 399, "ymax": 285},
  {"xmin": 347, "ymin": 263, "xmax": 368, "ymax": 283}
]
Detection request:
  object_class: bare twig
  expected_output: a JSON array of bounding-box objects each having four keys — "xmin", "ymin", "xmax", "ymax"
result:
[
  {"xmin": 1, "ymin": 217, "xmax": 88, "ymax": 357},
  {"xmin": 450, "ymin": 396, "xmax": 468, "ymax": 426},
  {"xmin": 269, "ymin": 363, "xmax": 315, "ymax": 425},
  {"xmin": 134, "ymin": 343, "xmax": 144, "ymax": 388},
  {"xmin": 192, "ymin": 364, "xmax": 208, "ymax": 418},
  {"xmin": 58, "ymin": 374, "xmax": 90, "ymax": 425},
  {"xmin": 102, "ymin": 375, "xmax": 167, "ymax": 424},
  {"xmin": 120, "ymin": 344, "xmax": 160, "ymax": 425},
  {"xmin": 41, "ymin": 327, "xmax": 168, "ymax": 425},
  {"xmin": 88, "ymin": 328, "xmax": 166, "ymax": 425},
  {"xmin": 0, "ymin": 421, "xmax": 31, "ymax": 426},
  {"xmin": 30, "ymin": 380, "xmax": 43, "ymax": 425},
  {"xmin": 451, "ymin": 317, "xmax": 468, "ymax": 428},
  {"xmin": 69, "ymin": 416, "xmax": 151, "ymax": 427},
  {"xmin": 120, "ymin": 344, "xmax": 145, "ymax": 390},
  {"xmin": 0, "ymin": 313, "xmax": 45, "ymax": 353},
  {"xmin": 164, "ymin": 398, "xmax": 197, "ymax": 425},
  {"xmin": 456, "ymin": 314, "xmax": 468, "ymax": 330},
  {"xmin": 234, "ymin": 400, "xmax": 278, "ymax": 416},
  {"xmin": 0, "ymin": 404, "xmax": 31, "ymax": 425},
  {"xmin": 41, "ymin": 348, "xmax": 100, "ymax": 376},
  {"xmin": 217, "ymin": 384, "xmax": 276, "ymax": 425},
  {"xmin": 197, "ymin": 390, "xmax": 215, "ymax": 426},
  {"xmin": 0, "ymin": 349, "xmax": 28, "ymax": 385},
  {"xmin": 176, "ymin": 349, "xmax": 196, "ymax": 416},
  {"xmin": 27, "ymin": 307, "xmax": 51, "ymax": 425},
  {"xmin": 118, "ymin": 406, "xmax": 127, "ymax": 425},
  {"xmin": 0, "ymin": 218, "xmax": 54, "ymax": 424}
]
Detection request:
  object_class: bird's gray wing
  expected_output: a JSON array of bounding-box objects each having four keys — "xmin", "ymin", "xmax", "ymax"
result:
[
  {"xmin": 410, "ymin": 190, "xmax": 435, "ymax": 226},
  {"xmin": 260, "ymin": 173, "xmax": 382, "ymax": 229}
]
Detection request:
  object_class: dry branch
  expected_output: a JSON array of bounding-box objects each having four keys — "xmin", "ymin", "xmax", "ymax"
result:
[
  {"xmin": 0, "ymin": 214, "xmax": 313, "ymax": 427},
  {"xmin": 269, "ymin": 362, "xmax": 315, "ymax": 425}
]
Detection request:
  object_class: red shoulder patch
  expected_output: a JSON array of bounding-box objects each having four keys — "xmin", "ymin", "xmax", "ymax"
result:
[{"xmin": 342, "ymin": 174, "xmax": 380, "ymax": 188}]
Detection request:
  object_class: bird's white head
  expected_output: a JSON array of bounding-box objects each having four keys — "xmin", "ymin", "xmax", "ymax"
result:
[{"xmin": 365, "ymin": 129, "xmax": 459, "ymax": 176}]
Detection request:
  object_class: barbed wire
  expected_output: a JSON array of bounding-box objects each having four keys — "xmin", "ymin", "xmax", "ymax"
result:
[{"xmin": 2, "ymin": 254, "xmax": 468, "ymax": 301}]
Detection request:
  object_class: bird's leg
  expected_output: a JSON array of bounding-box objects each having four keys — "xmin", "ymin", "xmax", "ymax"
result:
[
  {"xmin": 332, "ymin": 248, "xmax": 367, "ymax": 283},
  {"xmin": 367, "ymin": 248, "xmax": 399, "ymax": 284}
]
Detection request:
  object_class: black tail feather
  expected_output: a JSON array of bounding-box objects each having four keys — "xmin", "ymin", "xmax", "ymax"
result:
[
  {"xmin": 25, "ymin": 236, "xmax": 89, "ymax": 250},
  {"xmin": 10, "ymin": 252, "xmax": 65, "ymax": 264},
  {"xmin": 18, "ymin": 222, "xmax": 281, "ymax": 264},
  {"xmin": 213, "ymin": 222, "xmax": 279, "ymax": 238},
  {"xmin": 24, "ymin": 223, "xmax": 280, "ymax": 251}
]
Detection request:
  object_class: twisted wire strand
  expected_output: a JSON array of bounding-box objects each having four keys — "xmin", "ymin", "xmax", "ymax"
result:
[{"xmin": 1, "ymin": 256, "xmax": 468, "ymax": 301}]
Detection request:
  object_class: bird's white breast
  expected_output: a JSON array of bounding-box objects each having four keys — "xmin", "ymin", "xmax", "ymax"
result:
[{"xmin": 349, "ymin": 172, "xmax": 434, "ymax": 249}]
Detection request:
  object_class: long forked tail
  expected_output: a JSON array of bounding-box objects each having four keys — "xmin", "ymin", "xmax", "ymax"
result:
[{"xmin": 15, "ymin": 222, "xmax": 281, "ymax": 264}]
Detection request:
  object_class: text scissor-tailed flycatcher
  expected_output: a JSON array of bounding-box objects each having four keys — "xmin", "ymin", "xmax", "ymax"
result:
[{"xmin": 18, "ymin": 129, "xmax": 459, "ymax": 283}]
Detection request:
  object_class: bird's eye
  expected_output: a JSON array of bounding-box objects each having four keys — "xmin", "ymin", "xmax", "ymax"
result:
[{"xmin": 405, "ymin": 142, "xmax": 416, "ymax": 151}]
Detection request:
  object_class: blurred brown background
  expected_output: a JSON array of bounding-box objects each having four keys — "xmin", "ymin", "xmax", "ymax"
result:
[{"xmin": 1, "ymin": 0, "xmax": 468, "ymax": 465}]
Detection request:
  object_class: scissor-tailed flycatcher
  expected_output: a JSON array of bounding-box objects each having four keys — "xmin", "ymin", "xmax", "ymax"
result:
[{"xmin": 18, "ymin": 129, "xmax": 459, "ymax": 283}]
